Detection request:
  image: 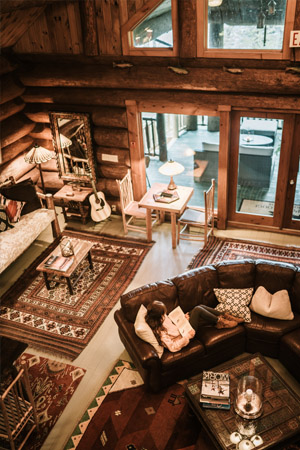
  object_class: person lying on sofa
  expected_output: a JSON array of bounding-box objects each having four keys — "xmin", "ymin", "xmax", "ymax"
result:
[{"xmin": 145, "ymin": 301, "xmax": 243, "ymax": 353}]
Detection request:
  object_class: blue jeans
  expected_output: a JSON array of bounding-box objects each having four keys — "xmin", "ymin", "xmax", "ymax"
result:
[{"xmin": 189, "ymin": 305, "xmax": 222, "ymax": 331}]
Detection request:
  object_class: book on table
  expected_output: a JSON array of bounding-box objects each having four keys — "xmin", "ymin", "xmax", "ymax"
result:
[
  {"xmin": 153, "ymin": 189, "xmax": 179, "ymax": 204},
  {"xmin": 200, "ymin": 370, "xmax": 230, "ymax": 409},
  {"xmin": 44, "ymin": 255, "xmax": 74, "ymax": 272}
]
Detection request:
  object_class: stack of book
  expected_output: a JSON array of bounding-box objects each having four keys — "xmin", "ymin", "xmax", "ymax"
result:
[
  {"xmin": 153, "ymin": 189, "xmax": 179, "ymax": 204},
  {"xmin": 44, "ymin": 255, "xmax": 74, "ymax": 272},
  {"xmin": 200, "ymin": 370, "xmax": 231, "ymax": 410}
]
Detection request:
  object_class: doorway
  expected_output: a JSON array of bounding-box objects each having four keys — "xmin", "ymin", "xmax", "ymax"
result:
[{"xmin": 228, "ymin": 113, "xmax": 300, "ymax": 231}]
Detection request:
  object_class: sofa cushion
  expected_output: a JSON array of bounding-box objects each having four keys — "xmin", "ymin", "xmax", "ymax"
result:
[
  {"xmin": 250, "ymin": 286, "xmax": 294, "ymax": 320},
  {"xmin": 134, "ymin": 305, "xmax": 164, "ymax": 358},
  {"xmin": 171, "ymin": 266, "xmax": 219, "ymax": 312},
  {"xmin": 161, "ymin": 339, "xmax": 205, "ymax": 371},
  {"xmin": 215, "ymin": 260, "xmax": 256, "ymax": 289},
  {"xmin": 290, "ymin": 270, "xmax": 300, "ymax": 314},
  {"xmin": 0, "ymin": 178, "xmax": 41, "ymax": 216},
  {"xmin": 254, "ymin": 260, "xmax": 297, "ymax": 293},
  {"xmin": 120, "ymin": 280, "xmax": 177, "ymax": 323},
  {"xmin": 214, "ymin": 288, "xmax": 253, "ymax": 322}
]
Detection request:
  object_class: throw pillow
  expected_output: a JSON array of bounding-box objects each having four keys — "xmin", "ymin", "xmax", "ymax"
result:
[
  {"xmin": 250, "ymin": 286, "xmax": 294, "ymax": 320},
  {"xmin": 0, "ymin": 178, "xmax": 41, "ymax": 216},
  {"xmin": 134, "ymin": 304, "xmax": 164, "ymax": 358},
  {"xmin": 4, "ymin": 198, "xmax": 24, "ymax": 223},
  {"xmin": 214, "ymin": 288, "xmax": 253, "ymax": 323},
  {"xmin": 0, "ymin": 205, "xmax": 13, "ymax": 232}
]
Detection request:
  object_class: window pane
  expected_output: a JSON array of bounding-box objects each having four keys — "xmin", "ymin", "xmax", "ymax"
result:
[
  {"xmin": 142, "ymin": 113, "xmax": 218, "ymax": 210},
  {"xmin": 207, "ymin": 0, "xmax": 287, "ymax": 50},
  {"xmin": 133, "ymin": 0, "xmax": 173, "ymax": 48},
  {"xmin": 236, "ymin": 117, "xmax": 281, "ymax": 216}
]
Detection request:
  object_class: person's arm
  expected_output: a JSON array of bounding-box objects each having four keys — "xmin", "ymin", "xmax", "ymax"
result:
[{"xmin": 160, "ymin": 331, "xmax": 190, "ymax": 352}]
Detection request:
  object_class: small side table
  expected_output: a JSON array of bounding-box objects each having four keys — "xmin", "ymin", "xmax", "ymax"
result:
[{"xmin": 54, "ymin": 185, "xmax": 93, "ymax": 224}]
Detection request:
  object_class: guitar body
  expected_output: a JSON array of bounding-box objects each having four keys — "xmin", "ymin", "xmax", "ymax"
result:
[{"xmin": 89, "ymin": 191, "xmax": 111, "ymax": 222}]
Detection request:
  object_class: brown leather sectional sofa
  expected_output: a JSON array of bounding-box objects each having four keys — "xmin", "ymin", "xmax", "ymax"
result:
[{"xmin": 114, "ymin": 259, "xmax": 300, "ymax": 392}]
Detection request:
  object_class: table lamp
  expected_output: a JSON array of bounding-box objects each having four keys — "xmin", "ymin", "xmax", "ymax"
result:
[
  {"xmin": 158, "ymin": 160, "xmax": 184, "ymax": 190},
  {"xmin": 24, "ymin": 144, "xmax": 53, "ymax": 194}
]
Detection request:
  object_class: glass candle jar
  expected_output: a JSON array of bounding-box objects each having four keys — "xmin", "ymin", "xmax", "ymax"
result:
[
  {"xmin": 60, "ymin": 237, "xmax": 74, "ymax": 257},
  {"xmin": 234, "ymin": 376, "xmax": 263, "ymax": 419}
]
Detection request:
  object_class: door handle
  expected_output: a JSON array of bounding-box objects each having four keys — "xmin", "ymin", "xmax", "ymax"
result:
[{"xmin": 289, "ymin": 179, "xmax": 295, "ymax": 185}]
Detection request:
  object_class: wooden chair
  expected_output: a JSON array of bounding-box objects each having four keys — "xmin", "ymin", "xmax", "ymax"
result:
[
  {"xmin": 177, "ymin": 179, "xmax": 215, "ymax": 247},
  {"xmin": 116, "ymin": 170, "xmax": 158, "ymax": 235},
  {"xmin": 0, "ymin": 362, "xmax": 39, "ymax": 450}
]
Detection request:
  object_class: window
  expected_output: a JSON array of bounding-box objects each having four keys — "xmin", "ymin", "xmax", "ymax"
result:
[
  {"xmin": 122, "ymin": 0, "xmax": 178, "ymax": 56},
  {"xmin": 197, "ymin": 0, "xmax": 295, "ymax": 59},
  {"xmin": 133, "ymin": 0, "xmax": 173, "ymax": 49}
]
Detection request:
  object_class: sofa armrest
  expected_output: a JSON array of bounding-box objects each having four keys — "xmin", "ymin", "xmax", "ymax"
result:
[
  {"xmin": 114, "ymin": 309, "xmax": 160, "ymax": 365},
  {"xmin": 36, "ymin": 192, "xmax": 61, "ymax": 238}
]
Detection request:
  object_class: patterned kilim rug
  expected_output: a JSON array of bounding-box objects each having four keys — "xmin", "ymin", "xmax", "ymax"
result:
[
  {"xmin": 65, "ymin": 360, "xmax": 300, "ymax": 450},
  {"xmin": 0, "ymin": 352, "xmax": 85, "ymax": 450},
  {"xmin": 188, "ymin": 236, "xmax": 300, "ymax": 270},
  {"xmin": 0, "ymin": 230, "xmax": 153, "ymax": 359},
  {"xmin": 64, "ymin": 360, "xmax": 214, "ymax": 450}
]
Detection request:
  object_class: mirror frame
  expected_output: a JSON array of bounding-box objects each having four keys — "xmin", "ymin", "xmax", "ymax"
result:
[{"xmin": 49, "ymin": 112, "xmax": 96, "ymax": 183}]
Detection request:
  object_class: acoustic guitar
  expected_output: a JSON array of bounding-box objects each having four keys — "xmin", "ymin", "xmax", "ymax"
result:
[{"xmin": 88, "ymin": 175, "xmax": 111, "ymax": 222}]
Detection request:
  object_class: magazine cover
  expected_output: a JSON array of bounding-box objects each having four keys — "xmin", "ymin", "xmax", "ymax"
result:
[{"xmin": 200, "ymin": 371, "xmax": 230, "ymax": 399}]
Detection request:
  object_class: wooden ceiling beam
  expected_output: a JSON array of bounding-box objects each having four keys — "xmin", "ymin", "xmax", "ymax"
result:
[
  {"xmin": 1, "ymin": 0, "xmax": 77, "ymax": 14},
  {"xmin": 19, "ymin": 64, "xmax": 300, "ymax": 95}
]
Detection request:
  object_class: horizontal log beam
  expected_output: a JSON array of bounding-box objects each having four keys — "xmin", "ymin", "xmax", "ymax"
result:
[
  {"xmin": 95, "ymin": 178, "xmax": 120, "ymax": 197},
  {"xmin": 97, "ymin": 164, "xmax": 128, "ymax": 180},
  {"xmin": 95, "ymin": 146, "xmax": 130, "ymax": 167},
  {"xmin": 1, "ymin": 74, "xmax": 25, "ymax": 104},
  {"xmin": 24, "ymin": 106, "xmax": 50, "ymax": 123},
  {"xmin": 1, "ymin": 153, "xmax": 34, "ymax": 180},
  {"xmin": 0, "ymin": 136, "xmax": 33, "ymax": 166},
  {"xmin": 91, "ymin": 108, "xmax": 127, "ymax": 128},
  {"xmin": 1, "ymin": 114, "xmax": 35, "ymax": 149},
  {"xmin": 22, "ymin": 87, "xmax": 300, "ymax": 111},
  {"xmin": 19, "ymin": 64, "xmax": 300, "ymax": 95},
  {"xmin": 93, "ymin": 127, "xmax": 129, "ymax": 149},
  {"xmin": 0, "ymin": 98, "xmax": 25, "ymax": 122},
  {"xmin": 29, "ymin": 124, "xmax": 52, "ymax": 140}
]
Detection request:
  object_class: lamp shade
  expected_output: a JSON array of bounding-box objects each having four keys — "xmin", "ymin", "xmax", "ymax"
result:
[
  {"xmin": 24, "ymin": 144, "xmax": 53, "ymax": 164},
  {"xmin": 159, "ymin": 160, "xmax": 184, "ymax": 177},
  {"xmin": 159, "ymin": 160, "xmax": 184, "ymax": 190},
  {"xmin": 59, "ymin": 134, "xmax": 72, "ymax": 148}
]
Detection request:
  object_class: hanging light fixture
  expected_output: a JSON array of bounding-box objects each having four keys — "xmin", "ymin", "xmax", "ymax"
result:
[{"xmin": 268, "ymin": 0, "xmax": 276, "ymax": 15}]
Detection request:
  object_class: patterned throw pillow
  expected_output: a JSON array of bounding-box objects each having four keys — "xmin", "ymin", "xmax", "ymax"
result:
[
  {"xmin": 5, "ymin": 199, "xmax": 24, "ymax": 223},
  {"xmin": 0, "ymin": 205, "xmax": 13, "ymax": 232},
  {"xmin": 214, "ymin": 288, "xmax": 254, "ymax": 323}
]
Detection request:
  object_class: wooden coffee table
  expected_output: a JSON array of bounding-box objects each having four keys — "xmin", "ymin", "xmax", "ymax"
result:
[
  {"xmin": 37, "ymin": 238, "xmax": 93, "ymax": 295},
  {"xmin": 185, "ymin": 353, "xmax": 300, "ymax": 450}
]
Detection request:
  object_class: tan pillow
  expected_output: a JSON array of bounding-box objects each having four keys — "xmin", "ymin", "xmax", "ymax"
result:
[
  {"xmin": 134, "ymin": 304, "xmax": 164, "ymax": 358},
  {"xmin": 250, "ymin": 286, "xmax": 294, "ymax": 320}
]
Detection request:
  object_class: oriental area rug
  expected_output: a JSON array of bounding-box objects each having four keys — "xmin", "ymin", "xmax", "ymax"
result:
[
  {"xmin": 65, "ymin": 360, "xmax": 300, "ymax": 450},
  {"xmin": 0, "ymin": 231, "xmax": 153, "ymax": 359},
  {"xmin": 188, "ymin": 237, "xmax": 300, "ymax": 270},
  {"xmin": 0, "ymin": 353, "xmax": 85, "ymax": 450}
]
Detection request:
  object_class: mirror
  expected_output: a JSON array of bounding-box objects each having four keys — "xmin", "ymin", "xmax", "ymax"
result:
[{"xmin": 49, "ymin": 112, "xmax": 96, "ymax": 183}]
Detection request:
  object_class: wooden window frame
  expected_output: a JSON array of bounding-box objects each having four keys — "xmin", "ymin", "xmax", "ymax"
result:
[
  {"xmin": 121, "ymin": 0, "xmax": 178, "ymax": 57},
  {"xmin": 196, "ymin": 0, "xmax": 296, "ymax": 60}
]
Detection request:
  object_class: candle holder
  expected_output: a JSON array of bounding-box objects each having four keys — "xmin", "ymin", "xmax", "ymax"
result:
[
  {"xmin": 60, "ymin": 237, "xmax": 75, "ymax": 257},
  {"xmin": 234, "ymin": 376, "xmax": 262, "ymax": 420}
]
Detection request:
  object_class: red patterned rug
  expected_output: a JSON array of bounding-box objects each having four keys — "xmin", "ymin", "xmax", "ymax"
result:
[
  {"xmin": 188, "ymin": 237, "xmax": 300, "ymax": 270},
  {"xmin": 1, "ymin": 352, "xmax": 86, "ymax": 450},
  {"xmin": 0, "ymin": 231, "xmax": 153, "ymax": 359}
]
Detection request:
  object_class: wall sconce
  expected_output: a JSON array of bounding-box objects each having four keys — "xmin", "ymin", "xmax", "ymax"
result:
[{"xmin": 158, "ymin": 159, "xmax": 184, "ymax": 190}]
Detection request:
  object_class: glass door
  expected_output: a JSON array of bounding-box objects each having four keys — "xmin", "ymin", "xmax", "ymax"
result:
[{"xmin": 228, "ymin": 112, "xmax": 298, "ymax": 230}]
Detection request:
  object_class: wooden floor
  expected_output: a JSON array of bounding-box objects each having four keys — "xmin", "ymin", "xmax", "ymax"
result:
[{"xmin": 1, "ymin": 211, "xmax": 300, "ymax": 450}]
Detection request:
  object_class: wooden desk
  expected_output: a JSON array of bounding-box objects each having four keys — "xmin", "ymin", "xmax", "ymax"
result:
[
  {"xmin": 138, "ymin": 183, "xmax": 194, "ymax": 249},
  {"xmin": 54, "ymin": 185, "xmax": 93, "ymax": 224}
]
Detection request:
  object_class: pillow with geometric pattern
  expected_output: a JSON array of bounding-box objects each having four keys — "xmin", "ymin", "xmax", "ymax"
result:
[
  {"xmin": 4, "ymin": 198, "xmax": 24, "ymax": 223},
  {"xmin": 214, "ymin": 288, "xmax": 254, "ymax": 323}
]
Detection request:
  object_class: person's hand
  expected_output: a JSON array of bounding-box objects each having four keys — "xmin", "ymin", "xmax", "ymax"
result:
[
  {"xmin": 188, "ymin": 329, "xmax": 195, "ymax": 339},
  {"xmin": 185, "ymin": 312, "xmax": 190, "ymax": 320}
]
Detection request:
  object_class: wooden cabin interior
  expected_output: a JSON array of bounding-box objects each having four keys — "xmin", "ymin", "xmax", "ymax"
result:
[
  {"xmin": 1, "ymin": 1, "xmax": 300, "ymax": 449},
  {"xmin": 1, "ymin": 0, "xmax": 300, "ymax": 234}
]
